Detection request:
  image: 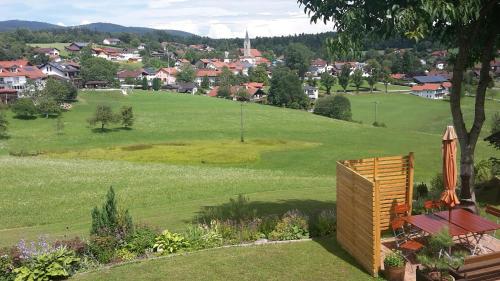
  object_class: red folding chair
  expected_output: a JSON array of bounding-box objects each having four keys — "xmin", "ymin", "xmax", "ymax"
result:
[{"xmin": 391, "ymin": 218, "xmax": 425, "ymax": 262}]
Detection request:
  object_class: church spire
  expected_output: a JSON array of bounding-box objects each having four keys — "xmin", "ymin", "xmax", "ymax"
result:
[{"xmin": 244, "ymin": 29, "xmax": 251, "ymax": 57}]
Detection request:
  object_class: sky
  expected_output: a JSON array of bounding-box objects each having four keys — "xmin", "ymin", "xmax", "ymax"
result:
[{"xmin": 0, "ymin": 0, "xmax": 333, "ymax": 38}]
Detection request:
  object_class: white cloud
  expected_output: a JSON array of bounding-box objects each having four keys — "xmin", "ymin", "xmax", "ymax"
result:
[
  {"xmin": 80, "ymin": 20, "xmax": 91, "ymax": 25},
  {"xmin": 207, "ymin": 22, "xmax": 238, "ymax": 39}
]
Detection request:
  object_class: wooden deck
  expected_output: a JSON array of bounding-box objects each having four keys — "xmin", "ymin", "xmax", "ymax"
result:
[{"xmin": 381, "ymin": 235, "xmax": 500, "ymax": 281}]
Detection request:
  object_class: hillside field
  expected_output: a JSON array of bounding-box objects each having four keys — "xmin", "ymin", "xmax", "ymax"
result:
[{"xmin": 0, "ymin": 91, "xmax": 497, "ymax": 279}]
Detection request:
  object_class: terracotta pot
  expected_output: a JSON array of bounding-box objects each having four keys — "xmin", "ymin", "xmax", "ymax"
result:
[{"xmin": 385, "ymin": 264, "xmax": 406, "ymax": 281}]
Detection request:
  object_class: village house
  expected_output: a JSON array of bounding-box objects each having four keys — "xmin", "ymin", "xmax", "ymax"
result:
[
  {"xmin": 0, "ymin": 60, "xmax": 46, "ymax": 103},
  {"xmin": 411, "ymin": 83, "xmax": 448, "ymax": 99},
  {"xmin": 137, "ymin": 43, "xmax": 146, "ymax": 50},
  {"xmin": 103, "ymin": 38, "xmax": 121, "ymax": 46},
  {"xmin": 208, "ymin": 82, "xmax": 266, "ymax": 101},
  {"xmin": 155, "ymin": 68, "xmax": 178, "ymax": 85},
  {"xmin": 177, "ymin": 82, "xmax": 198, "ymax": 95},
  {"xmin": 304, "ymin": 85, "xmax": 319, "ymax": 100},
  {"xmin": 33, "ymin": 48, "xmax": 61, "ymax": 62},
  {"xmin": 39, "ymin": 62, "xmax": 80, "ymax": 80},
  {"xmin": 117, "ymin": 69, "xmax": 148, "ymax": 84},
  {"xmin": 413, "ymin": 75, "xmax": 448, "ymax": 85},
  {"xmin": 195, "ymin": 69, "xmax": 221, "ymax": 87},
  {"xmin": 65, "ymin": 42, "xmax": 90, "ymax": 53}
]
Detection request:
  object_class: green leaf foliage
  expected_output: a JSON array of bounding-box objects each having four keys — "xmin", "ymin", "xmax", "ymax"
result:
[
  {"xmin": 313, "ymin": 95, "xmax": 352, "ymax": 121},
  {"xmin": 153, "ymin": 230, "xmax": 190, "ymax": 255},
  {"xmin": 268, "ymin": 67, "xmax": 308, "ymax": 109},
  {"xmin": 11, "ymin": 98, "xmax": 37, "ymax": 119},
  {"xmin": 13, "ymin": 247, "xmax": 80, "ymax": 281}
]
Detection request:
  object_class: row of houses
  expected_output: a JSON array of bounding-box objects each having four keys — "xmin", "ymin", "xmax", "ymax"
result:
[{"xmin": 0, "ymin": 60, "xmax": 47, "ymax": 103}]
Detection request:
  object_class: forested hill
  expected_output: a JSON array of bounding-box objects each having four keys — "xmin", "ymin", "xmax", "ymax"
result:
[{"xmin": 0, "ymin": 20, "xmax": 193, "ymax": 37}]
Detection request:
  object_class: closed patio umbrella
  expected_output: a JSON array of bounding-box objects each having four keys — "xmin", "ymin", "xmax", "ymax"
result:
[{"xmin": 440, "ymin": 126, "xmax": 460, "ymax": 219}]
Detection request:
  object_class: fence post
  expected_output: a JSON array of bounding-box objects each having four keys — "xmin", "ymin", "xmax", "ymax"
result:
[
  {"xmin": 373, "ymin": 180, "xmax": 381, "ymax": 277},
  {"xmin": 407, "ymin": 152, "xmax": 415, "ymax": 214}
]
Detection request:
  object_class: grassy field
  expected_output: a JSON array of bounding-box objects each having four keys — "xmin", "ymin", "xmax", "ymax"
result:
[
  {"xmin": 28, "ymin": 43, "xmax": 71, "ymax": 57},
  {"xmin": 0, "ymin": 90, "xmax": 497, "ymax": 279}
]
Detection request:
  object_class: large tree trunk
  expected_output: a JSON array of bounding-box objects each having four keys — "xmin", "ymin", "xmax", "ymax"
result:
[{"xmin": 450, "ymin": 19, "xmax": 497, "ymax": 208}]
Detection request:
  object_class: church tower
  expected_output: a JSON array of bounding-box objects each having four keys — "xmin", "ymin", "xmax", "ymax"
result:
[{"xmin": 244, "ymin": 30, "xmax": 251, "ymax": 57}]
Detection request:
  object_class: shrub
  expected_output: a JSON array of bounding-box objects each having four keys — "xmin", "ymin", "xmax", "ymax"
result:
[
  {"xmin": 269, "ymin": 210, "xmax": 309, "ymax": 241},
  {"xmin": 475, "ymin": 159, "xmax": 493, "ymax": 184},
  {"xmin": 197, "ymin": 195, "xmax": 257, "ymax": 224},
  {"xmin": 372, "ymin": 121, "xmax": 387, "ymax": 128},
  {"xmin": 90, "ymin": 187, "xmax": 134, "ymax": 241},
  {"xmin": 11, "ymin": 98, "xmax": 37, "ymax": 119},
  {"xmin": 430, "ymin": 173, "xmax": 444, "ymax": 196},
  {"xmin": 0, "ymin": 254, "xmax": 15, "ymax": 281},
  {"xmin": 415, "ymin": 182, "xmax": 429, "ymax": 199},
  {"xmin": 125, "ymin": 226, "xmax": 158, "ymax": 255},
  {"xmin": 0, "ymin": 111, "xmax": 8, "ymax": 139},
  {"xmin": 87, "ymin": 104, "xmax": 119, "ymax": 131},
  {"xmin": 88, "ymin": 235, "xmax": 118, "ymax": 264},
  {"xmin": 54, "ymin": 237, "xmax": 87, "ymax": 256},
  {"xmin": 114, "ymin": 249, "xmax": 136, "ymax": 262},
  {"xmin": 258, "ymin": 215, "xmax": 279, "ymax": 238},
  {"xmin": 153, "ymin": 230, "xmax": 190, "ymax": 255},
  {"xmin": 13, "ymin": 247, "xmax": 80, "ymax": 281},
  {"xmin": 37, "ymin": 98, "xmax": 61, "ymax": 118},
  {"xmin": 184, "ymin": 221, "xmax": 223, "ymax": 250},
  {"xmin": 313, "ymin": 95, "xmax": 352, "ymax": 121},
  {"xmin": 312, "ymin": 209, "xmax": 336, "ymax": 237},
  {"xmin": 384, "ymin": 250, "xmax": 405, "ymax": 268}
]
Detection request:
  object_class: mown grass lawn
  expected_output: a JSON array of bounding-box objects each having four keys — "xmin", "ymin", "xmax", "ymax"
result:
[
  {"xmin": 73, "ymin": 239, "xmax": 373, "ymax": 281},
  {"xmin": 0, "ymin": 90, "xmax": 497, "ymax": 279}
]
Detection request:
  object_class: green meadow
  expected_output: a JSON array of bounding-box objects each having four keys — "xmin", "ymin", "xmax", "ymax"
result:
[{"xmin": 0, "ymin": 90, "xmax": 497, "ymax": 279}]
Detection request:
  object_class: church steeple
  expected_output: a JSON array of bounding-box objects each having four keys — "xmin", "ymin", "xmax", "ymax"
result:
[{"xmin": 244, "ymin": 30, "xmax": 251, "ymax": 57}]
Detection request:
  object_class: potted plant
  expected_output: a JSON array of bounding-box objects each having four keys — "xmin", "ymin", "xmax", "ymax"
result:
[
  {"xmin": 416, "ymin": 229, "xmax": 465, "ymax": 281},
  {"xmin": 384, "ymin": 250, "xmax": 406, "ymax": 281}
]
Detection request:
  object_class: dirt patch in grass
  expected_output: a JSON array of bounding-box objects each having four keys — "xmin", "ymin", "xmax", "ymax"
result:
[{"xmin": 45, "ymin": 140, "xmax": 320, "ymax": 165}]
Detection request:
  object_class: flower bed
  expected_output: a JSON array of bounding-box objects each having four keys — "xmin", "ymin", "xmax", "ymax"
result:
[{"xmin": 0, "ymin": 192, "xmax": 337, "ymax": 281}]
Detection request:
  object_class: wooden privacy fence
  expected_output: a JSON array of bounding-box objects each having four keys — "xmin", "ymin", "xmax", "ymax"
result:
[{"xmin": 336, "ymin": 153, "xmax": 414, "ymax": 277}]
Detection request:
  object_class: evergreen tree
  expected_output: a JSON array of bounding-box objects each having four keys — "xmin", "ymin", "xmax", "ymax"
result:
[
  {"xmin": 90, "ymin": 187, "xmax": 134, "ymax": 239},
  {"xmin": 284, "ymin": 43, "xmax": 313, "ymax": 78},
  {"xmin": 152, "ymin": 78, "xmax": 162, "ymax": 91},
  {"xmin": 141, "ymin": 77, "xmax": 148, "ymax": 90}
]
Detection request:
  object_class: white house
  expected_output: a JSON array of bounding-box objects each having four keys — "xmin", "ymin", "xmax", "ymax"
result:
[
  {"xmin": 411, "ymin": 83, "xmax": 447, "ymax": 99},
  {"xmin": 103, "ymin": 38, "xmax": 121, "ymax": 45},
  {"xmin": 40, "ymin": 62, "xmax": 80, "ymax": 80},
  {"xmin": 304, "ymin": 85, "xmax": 319, "ymax": 100},
  {"xmin": 155, "ymin": 68, "xmax": 177, "ymax": 85},
  {"xmin": 0, "ymin": 60, "xmax": 46, "ymax": 91}
]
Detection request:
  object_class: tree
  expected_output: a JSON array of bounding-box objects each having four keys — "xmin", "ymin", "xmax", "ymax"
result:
[
  {"xmin": 284, "ymin": 43, "xmax": 313, "ymax": 78},
  {"xmin": 320, "ymin": 72, "xmax": 336, "ymax": 95},
  {"xmin": 298, "ymin": 0, "xmax": 500, "ymax": 204},
  {"xmin": 11, "ymin": 98, "xmax": 37, "ymax": 119},
  {"xmin": 0, "ymin": 110, "xmax": 8, "ymax": 138},
  {"xmin": 80, "ymin": 57, "xmax": 118, "ymax": 85},
  {"xmin": 249, "ymin": 65, "xmax": 269, "ymax": 85},
  {"xmin": 235, "ymin": 88, "xmax": 250, "ymax": 102},
  {"xmin": 141, "ymin": 77, "xmax": 148, "ymax": 90},
  {"xmin": 120, "ymin": 106, "xmax": 134, "ymax": 128},
  {"xmin": 338, "ymin": 64, "xmax": 351, "ymax": 93},
  {"xmin": 492, "ymin": 112, "xmax": 500, "ymax": 135},
  {"xmin": 201, "ymin": 75, "xmax": 210, "ymax": 89},
  {"xmin": 176, "ymin": 64, "xmax": 196, "ymax": 83},
  {"xmin": 268, "ymin": 67, "xmax": 308, "ymax": 109},
  {"xmin": 88, "ymin": 104, "xmax": 118, "ymax": 131},
  {"xmin": 351, "ymin": 69, "xmax": 364, "ymax": 94},
  {"xmin": 365, "ymin": 59, "xmax": 381, "ymax": 93},
  {"xmin": 219, "ymin": 67, "xmax": 237, "ymax": 87},
  {"xmin": 381, "ymin": 70, "xmax": 392, "ymax": 94},
  {"xmin": 306, "ymin": 73, "xmax": 318, "ymax": 87},
  {"xmin": 37, "ymin": 98, "xmax": 61, "ymax": 118},
  {"xmin": 314, "ymin": 95, "xmax": 352, "ymax": 121},
  {"xmin": 91, "ymin": 186, "xmax": 133, "ymax": 239},
  {"xmin": 152, "ymin": 78, "xmax": 162, "ymax": 91},
  {"xmin": 43, "ymin": 78, "xmax": 66, "ymax": 103},
  {"xmin": 217, "ymin": 85, "xmax": 232, "ymax": 99}
]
